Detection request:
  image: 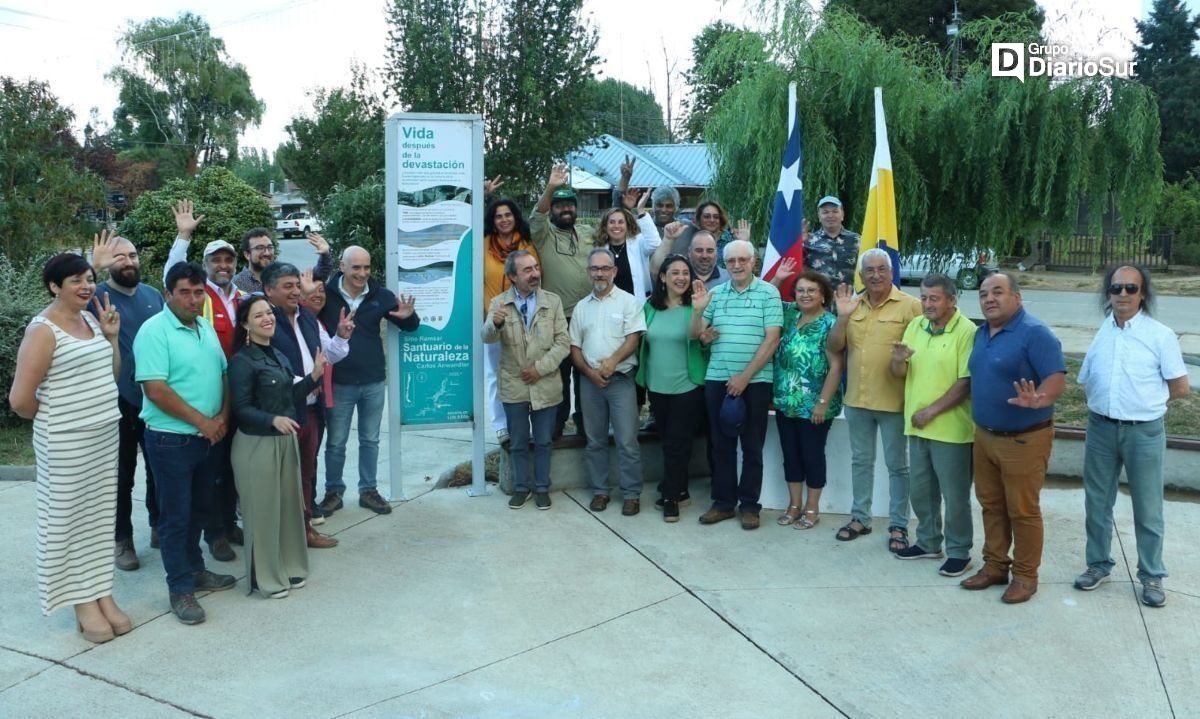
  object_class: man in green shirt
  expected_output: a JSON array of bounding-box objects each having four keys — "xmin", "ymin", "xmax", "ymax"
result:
[{"xmin": 889, "ymin": 274, "xmax": 975, "ymax": 577}]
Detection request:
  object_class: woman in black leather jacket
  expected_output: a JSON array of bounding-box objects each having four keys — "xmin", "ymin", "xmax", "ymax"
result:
[{"xmin": 228, "ymin": 295, "xmax": 326, "ymax": 599}]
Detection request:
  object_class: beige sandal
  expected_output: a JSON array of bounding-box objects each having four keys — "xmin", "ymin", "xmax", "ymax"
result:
[
  {"xmin": 777, "ymin": 505, "xmax": 802, "ymax": 526},
  {"xmin": 793, "ymin": 510, "xmax": 819, "ymax": 530}
]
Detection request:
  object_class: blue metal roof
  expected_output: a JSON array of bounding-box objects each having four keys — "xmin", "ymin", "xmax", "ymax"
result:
[{"xmin": 568, "ymin": 134, "xmax": 713, "ymax": 189}]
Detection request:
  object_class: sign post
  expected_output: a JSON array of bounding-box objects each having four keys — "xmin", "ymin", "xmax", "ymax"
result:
[{"xmin": 384, "ymin": 113, "xmax": 488, "ymax": 499}]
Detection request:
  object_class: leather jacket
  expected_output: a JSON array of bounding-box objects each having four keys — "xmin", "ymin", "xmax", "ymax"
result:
[{"xmin": 228, "ymin": 342, "xmax": 319, "ymax": 436}]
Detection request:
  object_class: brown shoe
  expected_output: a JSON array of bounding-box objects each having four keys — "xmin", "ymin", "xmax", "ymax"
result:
[
  {"xmin": 621, "ymin": 499, "xmax": 640, "ymax": 516},
  {"xmin": 306, "ymin": 528, "xmax": 338, "ymax": 549},
  {"xmin": 589, "ymin": 495, "xmax": 610, "ymax": 512},
  {"xmin": 960, "ymin": 569, "xmax": 1009, "ymax": 590},
  {"xmin": 1001, "ymin": 578, "xmax": 1038, "ymax": 604},
  {"xmin": 698, "ymin": 508, "xmax": 736, "ymax": 525},
  {"xmin": 740, "ymin": 511, "xmax": 761, "ymax": 530}
]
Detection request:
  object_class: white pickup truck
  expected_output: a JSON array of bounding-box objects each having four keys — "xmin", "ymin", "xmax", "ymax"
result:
[{"xmin": 275, "ymin": 211, "xmax": 322, "ymax": 238}]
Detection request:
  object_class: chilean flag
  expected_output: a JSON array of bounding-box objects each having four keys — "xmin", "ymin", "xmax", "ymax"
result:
[
  {"xmin": 761, "ymin": 82, "xmax": 805, "ymax": 301},
  {"xmin": 857, "ymin": 87, "xmax": 902, "ymax": 289}
]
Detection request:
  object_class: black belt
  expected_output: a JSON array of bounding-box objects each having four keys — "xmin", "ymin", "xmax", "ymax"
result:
[
  {"xmin": 1091, "ymin": 412, "xmax": 1153, "ymax": 427},
  {"xmin": 981, "ymin": 418, "xmax": 1053, "ymax": 437}
]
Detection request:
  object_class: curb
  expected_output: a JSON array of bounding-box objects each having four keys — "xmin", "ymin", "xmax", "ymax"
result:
[{"xmin": 0, "ymin": 465, "xmax": 35, "ymax": 481}]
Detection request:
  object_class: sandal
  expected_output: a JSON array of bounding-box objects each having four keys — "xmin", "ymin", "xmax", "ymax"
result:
[
  {"xmin": 888, "ymin": 525, "xmax": 909, "ymax": 553},
  {"xmin": 794, "ymin": 510, "xmax": 819, "ymax": 530},
  {"xmin": 777, "ymin": 505, "xmax": 802, "ymax": 526},
  {"xmin": 835, "ymin": 520, "xmax": 872, "ymax": 541}
]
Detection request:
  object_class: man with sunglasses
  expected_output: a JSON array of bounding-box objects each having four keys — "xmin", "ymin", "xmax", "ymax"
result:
[
  {"xmin": 961, "ymin": 272, "xmax": 1065, "ymax": 604},
  {"xmin": 1074, "ymin": 266, "xmax": 1189, "ymax": 607}
]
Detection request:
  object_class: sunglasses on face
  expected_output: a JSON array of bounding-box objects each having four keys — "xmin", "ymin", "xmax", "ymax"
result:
[{"xmin": 1108, "ymin": 283, "xmax": 1141, "ymax": 295}]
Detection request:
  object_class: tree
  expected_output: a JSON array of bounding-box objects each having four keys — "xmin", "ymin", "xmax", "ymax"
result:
[
  {"xmin": 1134, "ymin": 0, "xmax": 1200, "ymax": 182},
  {"xmin": 119, "ymin": 167, "xmax": 273, "ymax": 283},
  {"xmin": 579, "ymin": 78, "xmax": 669, "ymax": 144},
  {"xmin": 108, "ymin": 13, "xmax": 264, "ymax": 178},
  {"xmin": 385, "ymin": 0, "xmax": 599, "ymax": 197},
  {"xmin": 704, "ymin": 6, "xmax": 1161, "ymax": 261},
  {"xmin": 0, "ymin": 77, "xmax": 106, "ymax": 262},
  {"xmin": 230, "ymin": 148, "xmax": 286, "ymax": 195},
  {"xmin": 683, "ymin": 22, "xmax": 768, "ymax": 141},
  {"xmin": 824, "ymin": 0, "xmax": 1043, "ymax": 46},
  {"xmin": 321, "ymin": 173, "xmax": 387, "ymax": 274},
  {"xmin": 276, "ymin": 67, "xmax": 386, "ymax": 210}
]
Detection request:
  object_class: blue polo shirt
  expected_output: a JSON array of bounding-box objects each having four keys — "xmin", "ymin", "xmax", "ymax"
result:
[
  {"xmin": 968, "ymin": 308, "xmax": 1065, "ymax": 431},
  {"xmin": 133, "ymin": 307, "xmax": 227, "ymax": 435}
]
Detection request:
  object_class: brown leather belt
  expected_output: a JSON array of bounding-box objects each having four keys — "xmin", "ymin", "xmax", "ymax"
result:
[{"xmin": 980, "ymin": 418, "xmax": 1053, "ymax": 437}]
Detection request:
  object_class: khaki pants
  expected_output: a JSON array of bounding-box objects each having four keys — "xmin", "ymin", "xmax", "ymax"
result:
[{"xmin": 973, "ymin": 424, "xmax": 1053, "ymax": 582}]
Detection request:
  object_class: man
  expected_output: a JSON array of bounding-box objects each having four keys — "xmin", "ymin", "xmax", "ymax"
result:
[
  {"xmin": 482, "ymin": 250, "xmax": 570, "ymax": 509},
  {"xmin": 262, "ymin": 262, "xmax": 350, "ymax": 546},
  {"xmin": 804, "ymin": 196, "xmax": 861, "ymax": 291},
  {"xmin": 133, "ymin": 262, "xmax": 236, "ymax": 625},
  {"xmin": 684, "ymin": 228, "xmax": 728, "ymax": 290},
  {"xmin": 570, "ymin": 247, "xmax": 646, "ymax": 515},
  {"xmin": 651, "ymin": 186, "xmax": 682, "ymax": 234},
  {"xmin": 163, "ymin": 200, "xmax": 246, "ymax": 561},
  {"xmin": 889, "ymin": 274, "xmax": 975, "ymax": 577},
  {"xmin": 689, "ymin": 239, "xmax": 783, "ymax": 530},
  {"xmin": 232, "ymin": 227, "xmax": 333, "ymax": 294},
  {"xmin": 316, "ymin": 246, "xmax": 420, "ymax": 516},
  {"xmin": 961, "ymin": 272, "xmax": 1065, "ymax": 604},
  {"xmin": 1074, "ymin": 266, "xmax": 1189, "ymax": 607},
  {"xmin": 93, "ymin": 237, "xmax": 164, "ymax": 572},
  {"xmin": 531, "ymin": 163, "xmax": 593, "ymax": 438},
  {"xmin": 828, "ymin": 249, "xmax": 922, "ymax": 550}
]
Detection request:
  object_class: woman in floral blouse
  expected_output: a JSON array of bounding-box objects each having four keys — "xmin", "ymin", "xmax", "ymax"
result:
[{"xmin": 769, "ymin": 260, "xmax": 843, "ymax": 529}]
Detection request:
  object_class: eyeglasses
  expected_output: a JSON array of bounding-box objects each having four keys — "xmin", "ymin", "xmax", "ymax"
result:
[
  {"xmin": 249, "ymin": 244, "xmax": 274, "ymax": 253},
  {"xmin": 794, "ymin": 287, "xmax": 820, "ymax": 295},
  {"xmin": 587, "ymin": 265, "xmax": 615, "ymax": 273},
  {"xmin": 1108, "ymin": 283, "xmax": 1141, "ymax": 295},
  {"xmin": 862, "ymin": 267, "xmax": 890, "ymax": 277}
]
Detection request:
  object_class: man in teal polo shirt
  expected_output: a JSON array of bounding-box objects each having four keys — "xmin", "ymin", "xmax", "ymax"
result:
[
  {"xmin": 134, "ymin": 262, "xmax": 234, "ymax": 625},
  {"xmin": 889, "ymin": 274, "xmax": 975, "ymax": 577}
]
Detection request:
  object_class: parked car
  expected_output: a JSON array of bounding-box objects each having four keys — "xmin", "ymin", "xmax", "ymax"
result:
[
  {"xmin": 898, "ymin": 241, "xmax": 999, "ymax": 290},
  {"xmin": 275, "ymin": 211, "xmax": 322, "ymax": 238}
]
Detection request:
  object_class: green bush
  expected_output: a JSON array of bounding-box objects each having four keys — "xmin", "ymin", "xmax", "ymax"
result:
[
  {"xmin": 321, "ymin": 173, "xmax": 386, "ymax": 273},
  {"xmin": 118, "ymin": 166, "xmax": 274, "ymax": 285},
  {"xmin": 0, "ymin": 253, "xmax": 54, "ymax": 428},
  {"xmin": 1157, "ymin": 176, "xmax": 1200, "ymax": 265}
]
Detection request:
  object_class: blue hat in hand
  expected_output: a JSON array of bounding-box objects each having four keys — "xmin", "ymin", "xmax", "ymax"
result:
[{"xmin": 718, "ymin": 394, "xmax": 746, "ymax": 437}]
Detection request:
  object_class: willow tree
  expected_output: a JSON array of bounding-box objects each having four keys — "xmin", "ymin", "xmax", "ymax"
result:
[{"xmin": 705, "ymin": 4, "xmax": 1162, "ymax": 258}]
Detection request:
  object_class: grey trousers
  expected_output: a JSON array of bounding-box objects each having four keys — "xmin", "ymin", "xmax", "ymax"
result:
[
  {"xmin": 909, "ymin": 437, "xmax": 974, "ymax": 558},
  {"xmin": 845, "ymin": 406, "xmax": 911, "ymax": 529},
  {"xmin": 580, "ymin": 372, "xmax": 643, "ymax": 499}
]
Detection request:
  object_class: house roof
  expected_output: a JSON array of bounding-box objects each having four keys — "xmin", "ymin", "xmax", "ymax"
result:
[{"xmin": 568, "ymin": 134, "xmax": 713, "ymax": 189}]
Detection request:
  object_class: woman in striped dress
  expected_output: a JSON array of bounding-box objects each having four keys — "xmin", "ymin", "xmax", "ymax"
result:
[{"xmin": 8, "ymin": 244, "xmax": 129, "ymax": 643}]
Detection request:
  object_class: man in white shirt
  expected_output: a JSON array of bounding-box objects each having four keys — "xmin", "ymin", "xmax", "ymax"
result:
[
  {"xmin": 1074, "ymin": 265, "xmax": 1190, "ymax": 608},
  {"xmin": 570, "ymin": 248, "xmax": 647, "ymax": 516}
]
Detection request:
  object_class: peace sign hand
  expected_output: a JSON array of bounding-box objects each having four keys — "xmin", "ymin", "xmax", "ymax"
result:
[
  {"xmin": 91, "ymin": 294, "xmax": 120, "ymax": 341},
  {"xmin": 336, "ymin": 308, "xmax": 356, "ymax": 339}
]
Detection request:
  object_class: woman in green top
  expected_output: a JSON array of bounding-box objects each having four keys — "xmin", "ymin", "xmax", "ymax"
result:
[
  {"xmin": 769, "ymin": 260, "xmax": 843, "ymax": 529},
  {"xmin": 636, "ymin": 255, "xmax": 710, "ymax": 522}
]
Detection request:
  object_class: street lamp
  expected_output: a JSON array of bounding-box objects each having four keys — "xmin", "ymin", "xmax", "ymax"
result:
[{"xmin": 947, "ymin": 0, "xmax": 962, "ymax": 84}]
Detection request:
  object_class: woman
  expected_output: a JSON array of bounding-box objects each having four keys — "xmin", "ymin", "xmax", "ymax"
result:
[
  {"xmin": 483, "ymin": 198, "xmax": 539, "ymax": 445},
  {"xmin": 635, "ymin": 254, "xmax": 710, "ymax": 522},
  {"xmin": 595, "ymin": 189, "xmax": 667, "ymax": 299},
  {"xmin": 769, "ymin": 260, "xmax": 843, "ymax": 529},
  {"xmin": 694, "ymin": 201, "xmax": 736, "ymax": 269},
  {"xmin": 8, "ymin": 241, "xmax": 130, "ymax": 643},
  {"xmin": 228, "ymin": 296, "xmax": 326, "ymax": 599}
]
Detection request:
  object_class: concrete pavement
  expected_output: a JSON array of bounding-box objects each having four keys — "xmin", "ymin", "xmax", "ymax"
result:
[{"xmin": 2, "ymin": 426, "xmax": 1197, "ymax": 718}]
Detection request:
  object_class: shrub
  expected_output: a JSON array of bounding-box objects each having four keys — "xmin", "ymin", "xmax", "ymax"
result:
[
  {"xmin": 1157, "ymin": 176, "xmax": 1200, "ymax": 265},
  {"xmin": 321, "ymin": 173, "xmax": 386, "ymax": 273},
  {"xmin": 0, "ymin": 253, "xmax": 54, "ymax": 428}
]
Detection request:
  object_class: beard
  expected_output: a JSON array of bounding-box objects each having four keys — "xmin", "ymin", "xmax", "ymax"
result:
[
  {"xmin": 109, "ymin": 264, "xmax": 141, "ymax": 289},
  {"xmin": 551, "ymin": 210, "xmax": 576, "ymax": 230}
]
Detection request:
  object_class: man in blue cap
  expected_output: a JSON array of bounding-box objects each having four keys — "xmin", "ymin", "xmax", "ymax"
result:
[{"xmin": 804, "ymin": 196, "xmax": 860, "ymax": 291}]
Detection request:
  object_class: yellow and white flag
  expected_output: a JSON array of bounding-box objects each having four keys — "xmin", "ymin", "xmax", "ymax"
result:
[{"xmin": 857, "ymin": 86, "xmax": 900, "ymax": 289}]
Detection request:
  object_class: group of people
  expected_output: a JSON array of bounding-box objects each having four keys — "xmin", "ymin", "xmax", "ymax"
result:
[
  {"xmin": 484, "ymin": 171, "xmax": 1189, "ymax": 608},
  {"xmin": 10, "ymin": 201, "xmax": 420, "ymax": 637}
]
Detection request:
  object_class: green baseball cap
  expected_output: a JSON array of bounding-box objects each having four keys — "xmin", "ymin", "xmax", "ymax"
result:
[{"xmin": 551, "ymin": 187, "xmax": 578, "ymax": 204}]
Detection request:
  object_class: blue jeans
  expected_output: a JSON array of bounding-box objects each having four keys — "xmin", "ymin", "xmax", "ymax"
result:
[
  {"xmin": 144, "ymin": 430, "xmax": 215, "ymax": 595},
  {"xmin": 503, "ymin": 403, "xmax": 556, "ymax": 492},
  {"xmin": 580, "ymin": 372, "xmax": 642, "ymax": 499},
  {"xmin": 844, "ymin": 406, "xmax": 911, "ymax": 529},
  {"xmin": 324, "ymin": 380, "xmax": 386, "ymax": 495},
  {"xmin": 1083, "ymin": 413, "xmax": 1167, "ymax": 582}
]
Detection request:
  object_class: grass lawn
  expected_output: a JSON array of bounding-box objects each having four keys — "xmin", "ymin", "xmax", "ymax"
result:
[
  {"xmin": 1058, "ymin": 355, "xmax": 1200, "ymax": 437},
  {"xmin": 0, "ymin": 422, "xmax": 34, "ymax": 465}
]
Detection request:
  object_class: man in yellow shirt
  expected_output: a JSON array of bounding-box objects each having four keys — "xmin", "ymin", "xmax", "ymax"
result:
[{"xmin": 889, "ymin": 274, "xmax": 975, "ymax": 577}]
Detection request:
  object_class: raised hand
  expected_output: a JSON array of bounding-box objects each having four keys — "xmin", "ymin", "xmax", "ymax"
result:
[
  {"xmin": 774, "ymin": 257, "xmax": 798, "ymax": 287},
  {"xmin": 91, "ymin": 294, "xmax": 120, "ymax": 341},
  {"xmin": 834, "ymin": 283, "xmax": 861, "ymax": 317},
  {"xmin": 733, "ymin": 219, "xmax": 752, "ymax": 243},
  {"xmin": 484, "ymin": 175, "xmax": 504, "ymax": 196},
  {"xmin": 891, "ymin": 341, "xmax": 914, "ymax": 364},
  {"xmin": 271, "ymin": 416, "xmax": 300, "ymax": 435},
  {"xmin": 389, "ymin": 294, "xmax": 416, "ymax": 321},
  {"xmin": 90, "ymin": 229, "xmax": 120, "ymax": 271},
  {"xmin": 636, "ymin": 186, "xmax": 651, "ymax": 211},
  {"xmin": 172, "ymin": 199, "xmax": 205, "ymax": 238},
  {"xmin": 664, "ymin": 221, "xmax": 685, "ymax": 240},
  {"xmin": 548, "ymin": 163, "xmax": 569, "ymax": 189},
  {"xmin": 299, "ymin": 268, "xmax": 319, "ymax": 295},
  {"xmin": 306, "ymin": 232, "xmax": 330, "ymax": 255},
  {"xmin": 336, "ymin": 307, "xmax": 355, "ymax": 338},
  {"xmin": 622, "ymin": 187, "xmax": 641, "ymax": 210},
  {"xmin": 619, "ymin": 154, "xmax": 635, "ymax": 181},
  {"xmin": 691, "ymin": 280, "xmax": 712, "ymax": 311},
  {"xmin": 1007, "ymin": 378, "xmax": 1047, "ymax": 409}
]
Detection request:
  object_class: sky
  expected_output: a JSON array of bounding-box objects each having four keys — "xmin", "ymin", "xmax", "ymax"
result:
[{"xmin": 0, "ymin": 0, "xmax": 1177, "ymax": 153}]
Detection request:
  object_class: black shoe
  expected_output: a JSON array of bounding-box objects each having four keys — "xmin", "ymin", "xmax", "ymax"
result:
[
  {"xmin": 194, "ymin": 569, "xmax": 236, "ymax": 592},
  {"xmin": 317, "ymin": 492, "xmax": 344, "ymax": 516},
  {"xmin": 534, "ymin": 492, "xmax": 551, "ymax": 510},
  {"xmin": 208, "ymin": 538, "xmax": 236, "ymax": 562},
  {"xmin": 149, "ymin": 527, "xmax": 160, "ymax": 549},
  {"xmin": 655, "ymin": 492, "xmax": 691, "ymax": 511},
  {"xmin": 938, "ymin": 558, "xmax": 972, "ymax": 577},
  {"xmin": 226, "ymin": 525, "xmax": 244, "ymax": 546},
  {"xmin": 662, "ymin": 500, "xmax": 680, "ymax": 523},
  {"xmin": 359, "ymin": 489, "xmax": 393, "ymax": 515},
  {"xmin": 289, "ymin": 577, "xmax": 306, "ymax": 589},
  {"xmin": 310, "ymin": 505, "xmax": 327, "ymax": 526},
  {"xmin": 509, "ymin": 491, "xmax": 530, "ymax": 509},
  {"xmin": 169, "ymin": 592, "xmax": 205, "ymax": 625}
]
